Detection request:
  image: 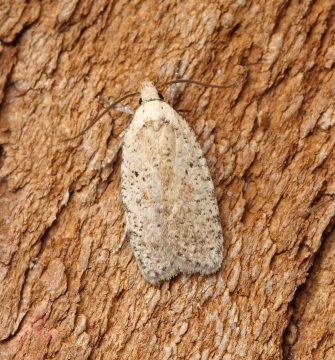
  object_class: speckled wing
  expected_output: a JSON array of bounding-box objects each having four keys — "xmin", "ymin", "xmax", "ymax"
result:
[{"xmin": 121, "ymin": 100, "xmax": 223, "ymax": 284}]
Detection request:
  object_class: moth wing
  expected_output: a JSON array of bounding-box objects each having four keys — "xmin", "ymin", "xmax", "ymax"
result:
[
  {"xmin": 122, "ymin": 106, "xmax": 179, "ymax": 284},
  {"xmin": 121, "ymin": 103, "xmax": 223, "ymax": 284},
  {"xmin": 166, "ymin": 110, "xmax": 223, "ymax": 274}
]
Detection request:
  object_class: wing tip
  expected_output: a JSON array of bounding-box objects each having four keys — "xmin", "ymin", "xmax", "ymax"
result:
[{"xmin": 141, "ymin": 255, "xmax": 224, "ymax": 285}]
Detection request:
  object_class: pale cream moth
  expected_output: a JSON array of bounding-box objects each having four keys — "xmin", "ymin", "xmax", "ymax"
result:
[{"xmin": 68, "ymin": 75, "xmax": 246, "ymax": 284}]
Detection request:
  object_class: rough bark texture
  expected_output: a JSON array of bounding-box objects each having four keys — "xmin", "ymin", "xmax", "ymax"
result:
[{"xmin": 0, "ymin": 0, "xmax": 335, "ymax": 359}]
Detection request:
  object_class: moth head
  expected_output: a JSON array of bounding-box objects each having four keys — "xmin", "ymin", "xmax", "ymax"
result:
[{"xmin": 139, "ymin": 82, "xmax": 164, "ymax": 104}]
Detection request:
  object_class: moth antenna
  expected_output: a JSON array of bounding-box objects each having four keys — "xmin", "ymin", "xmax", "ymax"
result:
[
  {"xmin": 65, "ymin": 71, "xmax": 249, "ymax": 141},
  {"xmin": 64, "ymin": 91, "xmax": 140, "ymax": 141},
  {"xmin": 156, "ymin": 71, "xmax": 249, "ymax": 90}
]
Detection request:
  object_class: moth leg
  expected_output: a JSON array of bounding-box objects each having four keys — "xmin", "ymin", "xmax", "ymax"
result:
[
  {"xmin": 168, "ymin": 59, "xmax": 182, "ymax": 106},
  {"xmin": 98, "ymin": 95, "xmax": 135, "ymax": 115},
  {"xmin": 112, "ymin": 228, "xmax": 128, "ymax": 254},
  {"xmin": 94, "ymin": 96, "xmax": 134, "ymax": 171},
  {"xmin": 94, "ymin": 132, "xmax": 125, "ymax": 171}
]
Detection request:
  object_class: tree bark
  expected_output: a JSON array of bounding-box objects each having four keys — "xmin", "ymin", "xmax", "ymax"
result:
[{"xmin": 0, "ymin": 0, "xmax": 335, "ymax": 359}]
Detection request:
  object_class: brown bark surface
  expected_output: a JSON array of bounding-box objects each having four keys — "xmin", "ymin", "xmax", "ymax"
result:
[{"xmin": 0, "ymin": 0, "xmax": 334, "ymax": 359}]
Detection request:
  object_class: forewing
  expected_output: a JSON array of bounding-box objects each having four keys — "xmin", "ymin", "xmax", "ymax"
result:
[
  {"xmin": 166, "ymin": 110, "xmax": 223, "ymax": 274},
  {"xmin": 122, "ymin": 108, "xmax": 178, "ymax": 284}
]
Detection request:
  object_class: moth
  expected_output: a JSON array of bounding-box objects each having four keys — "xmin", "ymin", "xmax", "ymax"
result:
[
  {"xmin": 121, "ymin": 82, "xmax": 223, "ymax": 284},
  {"xmin": 68, "ymin": 75, "xmax": 246, "ymax": 284}
]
